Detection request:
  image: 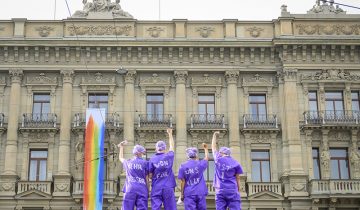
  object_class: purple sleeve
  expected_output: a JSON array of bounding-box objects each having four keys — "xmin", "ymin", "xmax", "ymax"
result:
[
  {"xmin": 178, "ymin": 166, "xmax": 184, "ymax": 180},
  {"xmin": 199, "ymin": 160, "xmax": 208, "ymax": 171},
  {"xmin": 213, "ymin": 151, "xmax": 220, "ymax": 163},
  {"xmin": 235, "ymin": 164, "xmax": 243, "ymax": 175}
]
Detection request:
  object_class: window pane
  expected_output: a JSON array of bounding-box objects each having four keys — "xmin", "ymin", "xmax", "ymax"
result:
[
  {"xmin": 249, "ymin": 95, "xmax": 266, "ymax": 103},
  {"xmin": 313, "ymin": 159, "xmax": 320, "ymax": 179},
  {"xmin": 330, "ymin": 149, "xmax": 347, "ymax": 158},
  {"xmin": 42, "ymin": 103, "xmax": 50, "ymax": 114},
  {"xmin": 207, "ymin": 104, "xmax": 215, "ymax": 114},
  {"xmin": 326, "ymin": 101, "xmax": 335, "ymax": 111},
  {"xmin": 325, "ymin": 92, "xmax": 342, "ymax": 99},
  {"xmin": 352, "ymin": 101, "xmax": 360, "ymax": 111},
  {"xmin": 258, "ymin": 104, "xmax": 267, "ymax": 115},
  {"xmin": 330, "ymin": 160, "xmax": 340, "ymax": 179},
  {"xmin": 309, "ymin": 101, "xmax": 318, "ymax": 111},
  {"xmin": 262, "ymin": 161, "xmax": 271, "ymax": 182},
  {"xmin": 249, "ymin": 104, "xmax": 257, "ymax": 116},
  {"xmin": 208, "ymin": 161, "xmax": 214, "ymax": 181},
  {"xmin": 198, "ymin": 95, "xmax": 215, "ymax": 102},
  {"xmin": 33, "ymin": 103, "xmax": 42, "ymax": 114},
  {"xmin": 198, "ymin": 104, "xmax": 206, "ymax": 114},
  {"xmin": 39, "ymin": 160, "xmax": 47, "ymax": 181},
  {"xmin": 31, "ymin": 151, "xmax": 48, "ymax": 158},
  {"xmin": 334, "ymin": 101, "xmax": 344, "ymax": 111},
  {"xmin": 251, "ymin": 161, "xmax": 261, "ymax": 182},
  {"xmin": 339, "ymin": 160, "xmax": 349, "ymax": 179},
  {"xmin": 34, "ymin": 94, "xmax": 50, "ymax": 101},
  {"xmin": 251, "ymin": 151, "xmax": 269, "ymax": 159},
  {"xmin": 29, "ymin": 160, "xmax": 37, "ymax": 181},
  {"xmin": 308, "ymin": 92, "xmax": 317, "ymax": 100}
]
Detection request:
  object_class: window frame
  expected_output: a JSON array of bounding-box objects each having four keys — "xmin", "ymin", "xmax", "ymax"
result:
[
  {"xmin": 28, "ymin": 149, "xmax": 48, "ymax": 181},
  {"xmin": 32, "ymin": 93, "xmax": 51, "ymax": 115},
  {"xmin": 351, "ymin": 91, "xmax": 360, "ymax": 111},
  {"xmin": 198, "ymin": 94, "xmax": 215, "ymax": 115},
  {"xmin": 330, "ymin": 148, "xmax": 350, "ymax": 180},
  {"xmin": 88, "ymin": 93, "xmax": 109, "ymax": 112},
  {"xmin": 251, "ymin": 150, "xmax": 271, "ymax": 182},
  {"xmin": 325, "ymin": 91, "xmax": 344, "ymax": 112},
  {"xmin": 249, "ymin": 94, "xmax": 267, "ymax": 118},
  {"xmin": 146, "ymin": 94, "xmax": 164, "ymax": 116},
  {"xmin": 312, "ymin": 148, "xmax": 321, "ymax": 179}
]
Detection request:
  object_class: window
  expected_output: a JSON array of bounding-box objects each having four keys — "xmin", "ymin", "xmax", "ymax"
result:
[
  {"xmin": 325, "ymin": 92, "xmax": 344, "ymax": 113},
  {"xmin": 198, "ymin": 95, "xmax": 215, "ymax": 115},
  {"xmin": 249, "ymin": 95, "xmax": 266, "ymax": 120},
  {"xmin": 32, "ymin": 93, "xmax": 50, "ymax": 120},
  {"xmin": 312, "ymin": 148, "xmax": 321, "ymax": 179},
  {"xmin": 330, "ymin": 148, "xmax": 350, "ymax": 179},
  {"xmin": 88, "ymin": 93, "xmax": 108, "ymax": 113},
  {"xmin": 251, "ymin": 150, "xmax": 270, "ymax": 182},
  {"xmin": 351, "ymin": 92, "xmax": 360, "ymax": 111},
  {"xmin": 308, "ymin": 92, "xmax": 318, "ymax": 112},
  {"xmin": 146, "ymin": 94, "xmax": 164, "ymax": 119},
  {"xmin": 199, "ymin": 150, "xmax": 215, "ymax": 181},
  {"xmin": 29, "ymin": 150, "xmax": 48, "ymax": 181}
]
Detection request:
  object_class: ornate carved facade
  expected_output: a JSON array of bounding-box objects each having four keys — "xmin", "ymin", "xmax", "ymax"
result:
[{"xmin": 0, "ymin": 0, "xmax": 360, "ymax": 209}]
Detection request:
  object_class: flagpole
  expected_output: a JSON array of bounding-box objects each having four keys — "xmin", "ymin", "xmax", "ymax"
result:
[{"xmin": 158, "ymin": 0, "xmax": 161, "ymax": 20}]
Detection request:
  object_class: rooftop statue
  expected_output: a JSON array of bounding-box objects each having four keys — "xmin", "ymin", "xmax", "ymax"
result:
[
  {"xmin": 307, "ymin": 0, "xmax": 346, "ymax": 14},
  {"xmin": 72, "ymin": 0, "xmax": 133, "ymax": 19}
]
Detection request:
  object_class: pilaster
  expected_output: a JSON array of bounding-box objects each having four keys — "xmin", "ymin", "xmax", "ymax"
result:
[{"xmin": 123, "ymin": 71, "xmax": 136, "ymax": 159}]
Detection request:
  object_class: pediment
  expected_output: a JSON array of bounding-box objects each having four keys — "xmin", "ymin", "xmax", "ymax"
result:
[
  {"xmin": 242, "ymin": 74, "xmax": 274, "ymax": 87},
  {"xmin": 15, "ymin": 189, "xmax": 52, "ymax": 200},
  {"xmin": 139, "ymin": 74, "xmax": 171, "ymax": 87},
  {"xmin": 248, "ymin": 191, "xmax": 283, "ymax": 201},
  {"xmin": 26, "ymin": 73, "xmax": 58, "ymax": 85},
  {"xmin": 191, "ymin": 74, "xmax": 222, "ymax": 87},
  {"xmin": 81, "ymin": 73, "xmax": 116, "ymax": 85}
]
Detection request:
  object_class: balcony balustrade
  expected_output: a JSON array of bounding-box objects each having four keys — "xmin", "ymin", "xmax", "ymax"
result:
[
  {"xmin": 243, "ymin": 114, "xmax": 278, "ymax": 129},
  {"xmin": 72, "ymin": 112, "xmax": 121, "ymax": 129},
  {"xmin": 248, "ymin": 182, "xmax": 282, "ymax": 196},
  {"xmin": 190, "ymin": 114, "xmax": 225, "ymax": 129},
  {"xmin": 310, "ymin": 180, "xmax": 360, "ymax": 196},
  {"xmin": 73, "ymin": 180, "xmax": 117, "ymax": 196},
  {"xmin": 138, "ymin": 114, "xmax": 173, "ymax": 128},
  {"xmin": 17, "ymin": 181, "xmax": 52, "ymax": 195},
  {"xmin": 21, "ymin": 113, "xmax": 57, "ymax": 128},
  {"xmin": 304, "ymin": 110, "xmax": 359, "ymax": 125}
]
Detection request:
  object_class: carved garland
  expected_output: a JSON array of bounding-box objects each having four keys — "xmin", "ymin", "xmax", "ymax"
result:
[
  {"xmin": 196, "ymin": 26, "xmax": 214, "ymax": 38},
  {"xmin": 35, "ymin": 26, "xmax": 54, "ymax": 37},
  {"xmin": 301, "ymin": 69, "xmax": 360, "ymax": 82},
  {"xmin": 146, "ymin": 27, "xmax": 164, "ymax": 38},
  {"xmin": 246, "ymin": 27, "xmax": 264, "ymax": 38},
  {"xmin": 296, "ymin": 24, "xmax": 360, "ymax": 36},
  {"xmin": 67, "ymin": 25, "xmax": 132, "ymax": 36}
]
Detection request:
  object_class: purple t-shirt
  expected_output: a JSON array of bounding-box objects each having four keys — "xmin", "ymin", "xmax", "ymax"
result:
[
  {"xmin": 149, "ymin": 151, "xmax": 176, "ymax": 195},
  {"xmin": 178, "ymin": 159, "xmax": 208, "ymax": 196},
  {"xmin": 213, "ymin": 151, "xmax": 243, "ymax": 193},
  {"xmin": 122, "ymin": 157, "xmax": 149, "ymax": 196}
]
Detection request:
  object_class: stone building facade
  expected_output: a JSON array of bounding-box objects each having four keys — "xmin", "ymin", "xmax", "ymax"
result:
[{"xmin": 0, "ymin": 0, "xmax": 360, "ymax": 209}]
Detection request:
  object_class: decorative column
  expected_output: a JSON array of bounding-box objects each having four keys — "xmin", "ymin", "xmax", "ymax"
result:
[
  {"xmin": 320, "ymin": 130, "xmax": 330, "ymax": 179},
  {"xmin": 225, "ymin": 71, "xmax": 241, "ymax": 162},
  {"xmin": 349, "ymin": 129, "xmax": 360, "ymax": 179},
  {"xmin": 123, "ymin": 71, "xmax": 136, "ymax": 158},
  {"xmin": 0, "ymin": 69, "xmax": 23, "ymax": 196},
  {"xmin": 279, "ymin": 68, "xmax": 308, "ymax": 197},
  {"xmin": 53, "ymin": 70, "xmax": 74, "ymax": 197},
  {"xmin": 174, "ymin": 70, "xmax": 188, "ymax": 171}
]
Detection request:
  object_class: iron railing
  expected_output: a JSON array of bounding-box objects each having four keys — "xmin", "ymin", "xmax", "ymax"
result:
[
  {"xmin": 73, "ymin": 112, "xmax": 121, "ymax": 128},
  {"xmin": 304, "ymin": 110, "xmax": 359, "ymax": 125},
  {"xmin": 21, "ymin": 113, "xmax": 57, "ymax": 128},
  {"xmin": 243, "ymin": 114, "xmax": 278, "ymax": 129},
  {"xmin": 138, "ymin": 114, "xmax": 173, "ymax": 128},
  {"xmin": 0, "ymin": 113, "xmax": 4, "ymax": 127},
  {"xmin": 190, "ymin": 114, "xmax": 225, "ymax": 129}
]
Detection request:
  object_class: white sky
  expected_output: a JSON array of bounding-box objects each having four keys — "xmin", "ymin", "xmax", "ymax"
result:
[{"xmin": 0, "ymin": 0, "xmax": 359, "ymax": 21}]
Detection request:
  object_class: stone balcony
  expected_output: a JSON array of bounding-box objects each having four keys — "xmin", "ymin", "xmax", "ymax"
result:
[
  {"xmin": 72, "ymin": 112, "xmax": 121, "ymax": 131},
  {"xmin": 190, "ymin": 114, "xmax": 226, "ymax": 130},
  {"xmin": 304, "ymin": 110, "xmax": 360, "ymax": 127},
  {"xmin": 137, "ymin": 114, "xmax": 173, "ymax": 130},
  {"xmin": 243, "ymin": 114, "xmax": 279, "ymax": 130},
  {"xmin": 20, "ymin": 113, "xmax": 58, "ymax": 131},
  {"xmin": 248, "ymin": 182, "xmax": 283, "ymax": 197},
  {"xmin": 16, "ymin": 181, "xmax": 52, "ymax": 198},
  {"xmin": 72, "ymin": 180, "xmax": 117, "ymax": 202},
  {"xmin": 310, "ymin": 180, "xmax": 360, "ymax": 198}
]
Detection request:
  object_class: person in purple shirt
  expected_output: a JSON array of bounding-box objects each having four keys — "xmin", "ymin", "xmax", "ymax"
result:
[
  {"xmin": 212, "ymin": 131, "xmax": 243, "ymax": 210},
  {"xmin": 178, "ymin": 143, "xmax": 209, "ymax": 210},
  {"xmin": 118, "ymin": 141, "xmax": 149, "ymax": 210},
  {"xmin": 149, "ymin": 128, "xmax": 177, "ymax": 210}
]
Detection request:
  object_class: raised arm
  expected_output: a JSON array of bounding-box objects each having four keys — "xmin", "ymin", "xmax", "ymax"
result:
[
  {"xmin": 180, "ymin": 179, "xmax": 185, "ymax": 201},
  {"xmin": 167, "ymin": 128, "xmax": 174, "ymax": 152},
  {"xmin": 236, "ymin": 174, "xmax": 241, "ymax": 192},
  {"xmin": 117, "ymin": 140, "xmax": 127, "ymax": 163},
  {"xmin": 202, "ymin": 143, "xmax": 209, "ymax": 161},
  {"xmin": 211, "ymin": 131, "xmax": 220, "ymax": 153}
]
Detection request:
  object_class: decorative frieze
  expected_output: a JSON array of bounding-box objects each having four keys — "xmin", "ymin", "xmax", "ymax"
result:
[
  {"xmin": 26, "ymin": 73, "xmax": 57, "ymax": 85},
  {"xmin": 196, "ymin": 26, "xmax": 214, "ymax": 38},
  {"xmin": 328, "ymin": 131, "xmax": 351, "ymax": 141},
  {"xmin": 191, "ymin": 74, "xmax": 222, "ymax": 87},
  {"xmin": 296, "ymin": 24, "xmax": 360, "ymax": 36},
  {"xmin": 246, "ymin": 27, "xmax": 264, "ymax": 38},
  {"xmin": 81, "ymin": 72, "xmax": 116, "ymax": 84},
  {"xmin": 35, "ymin": 26, "xmax": 54, "ymax": 37},
  {"xmin": 139, "ymin": 73, "xmax": 171, "ymax": 87},
  {"xmin": 242, "ymin": 74, "xmax": 274, "ymax": 87},
  {"xmin": 67, "ymin": 25, "xmax": 132, "ymax": 36},
  {"xmin": 301, "ymin": 69, "xmax": 360, "ymax": 82}
]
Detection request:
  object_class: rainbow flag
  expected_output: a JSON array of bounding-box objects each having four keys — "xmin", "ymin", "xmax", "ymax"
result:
[{"xmin": 83, "ymin": 108, "xmax": 106, "ymax": 210}]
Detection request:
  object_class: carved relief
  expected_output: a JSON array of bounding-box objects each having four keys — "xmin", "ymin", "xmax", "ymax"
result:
[
  {"xmin": 0, "ymin": 26, "xmax": 5, "ymax": 32},
  {"xmin": 291, "ymin": 183, "xmax": 306, "ymax": 192},
  {"xmin": 296, "ymin": 24, "xmax": 360, "ymax": 35},
  {"xmin": 246, "ymin": 27, "xmax": 264, "ymax": 38},
  {"xmin": 71, "ymin": 0, "xmax": 133, "ymax": 18},
  {"xmin": 35, "ymin": 26, "xmax": 54, "ymax": 37},
  {"xmin": 301, "ymin": 69, "xmax": 360, "ymax": 82},
  {"xmin": 124, "ymin": 71, "xmax": 137, "ymax": 84},
  {"xmin": 139, "ymin": 74, "xmax": 171, "ymax": 87},
  {"xmin": 250, "ymin": 134, "xmax": 271, "ymax": 143},
  {"xmin": 307, "ymin": 1, "xmax": 346, "ymax": 14},
  {"xmin": 349, "ymin": 147, "xmax": 360, "ymax": 178},
  {"xmin": 1, "ymin": 182, "xmax": 15, "ymax": 191},
  {"xmin": 174, "ymin": 71, "xmax": 188, "ymax": 84},
  {"xmin": 27, "ymin": 73, "xmax": 57, "ymax": 85},
  {"xmin": 225, "ymin": 71, "xmax": 239, "ymax": 84},
  {"xmin": 196, "ymin": 26, "xmax": 214, "ymax": 38},
  {"xmin": 320, "ymin": 148, "xmax": 330, "ymax": 177},
  {"xmin": 191, "ymin": 74, "xmax": 222, "ymax": 86},
  {"xmin": 9, "ymin": 69, "xmax": 23, "ymax": 83},
  {"xmin": 28, "ymin": 133, "xmax": 50, "ymax": 143},
  {"xmin": 55, "ymin": 183, "xmax": 70, "ymax": 192},
  {"xmin": 75, "ymin": 142, "xmax": 84, "ymax": 169},
  {"xmin": 81, "ymin": 72, "xmax": 116, "ymax": 84},
  {"xmin": 242, "ymin": 74, "xmax": 274, "ymax": 87},
  {"xmin": 146, "ymin": 27, "xmax": 164, "ymax": 38},
  {"xmin": 328, "ymin": 131, "xmax": 350, "ymax": 141},
  {"xmin": 67, "ymin": 25, "xmax": 132, "ymax": 36},
  {"xmin": 61, "ymin": 70, "xmax": 75, "ymax": 84}
]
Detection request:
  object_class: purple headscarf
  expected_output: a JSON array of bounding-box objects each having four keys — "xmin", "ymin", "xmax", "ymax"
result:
[
  {"xmin": 133, "ymin": 145, "xmax": 146, "ymax": 155},
  {"xmin": 155, "ymin": 141, "xmax": 167, "ymax": 152},
  {"xmin": 219, "ymin": 147, "xmax": 231, "ymax": 156},
  {"xmin": 186, "ymin": 147, "xmax": 198, "ymax": 158}
]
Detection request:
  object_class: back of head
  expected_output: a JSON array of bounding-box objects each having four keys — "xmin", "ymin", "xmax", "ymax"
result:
[
  {"xmin": 219, "ymin": 147, "xmax": 231, "ymax": 156},
  {"xmin": 186, "ymin": 147, "xmax": 198, "ymax": 159},
  {"xmin": 133, "ymin": 145, "xmax": 146, "ymax": 156},
  {"xmin": 155, "ymin": 141, "xmax": 167, "ymax": 152}
]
